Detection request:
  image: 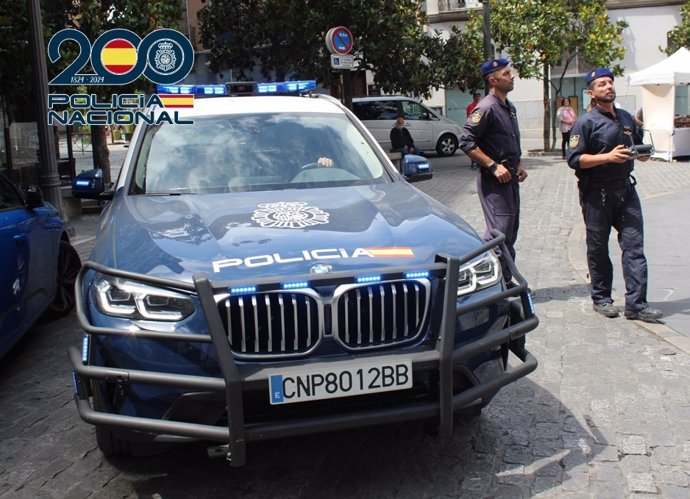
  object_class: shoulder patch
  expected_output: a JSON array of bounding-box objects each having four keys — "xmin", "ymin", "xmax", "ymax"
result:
[
  {"xmin": 470, "ymin": 110, "xmax": 483, "ymax": 124},
  {"xmin": 569, "ymin": 135, "xmax": 580, "ymax": 149}
]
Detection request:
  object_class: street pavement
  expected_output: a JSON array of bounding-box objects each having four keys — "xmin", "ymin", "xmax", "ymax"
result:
[{"xmin": 1, "ymin": 146, "xmax": 689, "ymax": 497}]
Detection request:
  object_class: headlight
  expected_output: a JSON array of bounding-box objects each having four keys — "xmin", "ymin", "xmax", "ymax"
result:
[
  {"xmin": 93, "ymin": 276, "xmax": 195, "ymax": 321},
  {"xmin": 457, "ymin": 251, "xmax": 502, "ymax": 296}
]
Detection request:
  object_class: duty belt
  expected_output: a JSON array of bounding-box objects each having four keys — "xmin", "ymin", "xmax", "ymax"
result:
[{"xmin": 588, "ymin": 176, "xmax": 635, "ymax": 190}]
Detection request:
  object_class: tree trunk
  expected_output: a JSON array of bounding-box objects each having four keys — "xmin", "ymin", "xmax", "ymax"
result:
[
  {"xmin": 542, "ymin": 63, "xmax": 551, "ymax": 151},
  {"xmin": 90, "ymin": 125, "xmax": 111, "ymax": 185}
]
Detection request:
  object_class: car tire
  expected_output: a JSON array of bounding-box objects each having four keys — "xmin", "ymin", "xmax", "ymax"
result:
[
  {"xmin": 92, "ymin": 383, "xmax": 132, "ymax": 457},
  {"xmin": 44, "ymin": 240, "xmax": 81, "ymax": 319},
  {"xmin": 436, "ymin": 133, "xmax": 458, "ymax": 156}
]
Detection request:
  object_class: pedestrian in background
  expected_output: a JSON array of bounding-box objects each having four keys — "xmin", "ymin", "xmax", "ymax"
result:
[
  {"xmin": 389, "ymin": 116, "xmax": 418, "ymax": 157},
  {"xmin": 556, "ymin": 97, "xmax": 576, "ymax": 159},
  {"xmin": 466, "ymin": 92, "xmax": 482, "ymax": 170},
  {"xmin": 466, "ymin": 92, "xmax": 481, "ymax": 117},
  {"xmin": 566, "ymin": 67, "xmax": 661, "ymax": 323},
  {"xmin": 459, "ymin": 58, "xmax": 527, "ymax": 288}
]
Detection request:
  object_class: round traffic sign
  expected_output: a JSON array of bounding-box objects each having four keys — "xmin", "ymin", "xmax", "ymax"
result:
[{"xmin": 325, "ymin": 26, "xmax": 353, "ymax": 55}]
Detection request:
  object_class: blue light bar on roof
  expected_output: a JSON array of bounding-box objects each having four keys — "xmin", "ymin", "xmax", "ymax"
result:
[
  {"xmin": 156, "ymin": 84, "xmax": 228, "ymax": 95},
  {"xmin": 256, "ymin": 80, "xmax": 317, "ymax": 94},
  {"xmin": 156, "ymin": 81, "xmax": 316, "ymax": 97}
]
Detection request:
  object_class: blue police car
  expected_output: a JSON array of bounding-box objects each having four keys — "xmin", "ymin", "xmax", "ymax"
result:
[
  {"xmin": 69, "ymin": 82, "xmax": 538, "ymax": 465},
  {"xmin": 1, "ymin": 171, "xmax": 81, "ymax": 358}
]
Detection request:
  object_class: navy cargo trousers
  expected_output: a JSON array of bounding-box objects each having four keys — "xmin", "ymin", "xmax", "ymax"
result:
[
  {"xmin": 579, "ymin": 182, "xmax": 649, "ymax": 312},
  {"xmin": 477, "ymin": 173, "xmax": 520, "ymax": 284}
]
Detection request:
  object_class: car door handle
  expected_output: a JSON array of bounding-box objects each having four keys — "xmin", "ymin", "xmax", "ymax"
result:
[{"xmin": 14, "ymin": 234, "xmax": 26, "ymax": 245}]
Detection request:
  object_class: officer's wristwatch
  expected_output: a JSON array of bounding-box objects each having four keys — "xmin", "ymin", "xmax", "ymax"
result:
[{"xmin": 487, "ymin": 162, "xmax": 498, "ymax": 174}]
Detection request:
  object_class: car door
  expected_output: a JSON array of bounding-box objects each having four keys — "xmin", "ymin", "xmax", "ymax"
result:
[
  {"xmin": 0, "ymin": 175, "xmax": 56, "ymax": 356},
  {"xmin": 400, "ymin": 100, "xmax": 435, "ymax": 151}
]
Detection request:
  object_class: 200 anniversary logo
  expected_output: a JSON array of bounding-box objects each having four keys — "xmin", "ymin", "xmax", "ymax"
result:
[{"xmin": 47, "ymin": 28, "xmax": 195, "ymax": 126}]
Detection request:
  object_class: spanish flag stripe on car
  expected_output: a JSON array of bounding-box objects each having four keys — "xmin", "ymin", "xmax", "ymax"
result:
[{"xmin": 365, "ymin": 247, "xmax": 415, "ymax": 257}]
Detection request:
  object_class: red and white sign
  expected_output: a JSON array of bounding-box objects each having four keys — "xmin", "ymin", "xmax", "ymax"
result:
[{"xmin": 325, "ymin": 26, "xmax": 353, "ymax": 56}]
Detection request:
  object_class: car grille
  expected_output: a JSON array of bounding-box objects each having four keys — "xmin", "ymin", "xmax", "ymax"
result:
[
  {"xmin": 332, "ymin": 280, "xmax": 430, "ymax": 350},
  {"xmin": 218, "ymin": 290, "xmax": 322, "ymax": 357},
  {"xmin": 216, "ymin": 279, "xmax": 430, "ymax": 358}
]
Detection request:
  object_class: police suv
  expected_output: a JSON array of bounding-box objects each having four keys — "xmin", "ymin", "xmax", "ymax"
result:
[{"xmin": 69, "ymin": 81, "xmax": 539, "ymax": 466}]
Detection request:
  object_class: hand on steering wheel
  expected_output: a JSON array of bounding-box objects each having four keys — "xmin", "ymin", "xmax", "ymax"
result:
[{"xmin": 298, "ymin": 157, "xmax": 334, "ymax": 170}]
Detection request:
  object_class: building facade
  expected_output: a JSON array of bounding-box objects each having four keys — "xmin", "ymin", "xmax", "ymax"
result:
[{"xmin": 425, "ymin": 0, "xmax": 687, "ymax": 151}]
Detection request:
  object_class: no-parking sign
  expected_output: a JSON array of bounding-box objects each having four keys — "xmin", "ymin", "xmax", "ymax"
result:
[{"xmin": 325, "ymin": 26, "xmax": 353, "ymax": 56}]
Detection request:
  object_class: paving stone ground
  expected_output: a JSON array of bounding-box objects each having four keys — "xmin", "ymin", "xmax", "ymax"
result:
[{"xmin": 0, "ymin": 151, "xmax": 688, "ymax": 498}]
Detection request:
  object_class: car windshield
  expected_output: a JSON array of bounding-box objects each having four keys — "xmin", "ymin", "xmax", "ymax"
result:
[{"xmin": 130, "ymin": 112, "xmax": 389, "ymax": 194}]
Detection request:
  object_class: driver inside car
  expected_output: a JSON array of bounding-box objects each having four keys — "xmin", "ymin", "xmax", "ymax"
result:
[{"xmin": 279, "ymin": 123, "xmax": 334, "ymax": 171}]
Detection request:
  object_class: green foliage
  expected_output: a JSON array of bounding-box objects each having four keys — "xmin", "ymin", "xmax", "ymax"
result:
[
  {"xmin": 0, "ymin": 0, "xmax": 74, "ymax": 110},
  {"xmin": 491, "ymin": 0, "xmax": 627, "ymax": 81},
  {"xmin": 64, "ymin": 0, "xmax": 186, "ymax": 96},
  {"xmin": 198, "ymin": 0, "xmax": 481, "ymax": 96},
  {"xmin": 429, "ymin": 16, "xmax": 485, "ymax": 93},
  {"xmin": 665, "ymin": 0, "xmax": 690, "ymax": 54},
  {"xmin": 489, "ymin": 0, "xmax": 627, "ymax": 149}
]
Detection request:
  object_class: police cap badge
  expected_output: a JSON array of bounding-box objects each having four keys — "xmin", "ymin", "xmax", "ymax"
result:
[
  {"xmin": 480, "ymin": 58, "xmax": 510, "ymax": 78},
  {"xmin": 584, "ymin": 67, "xmax": 614, "ymax": 86}
]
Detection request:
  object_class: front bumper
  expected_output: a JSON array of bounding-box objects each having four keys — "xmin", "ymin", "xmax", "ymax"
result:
[{"xmin": 69, "ymin": 230, "xmax": 538, "ymax": 466}]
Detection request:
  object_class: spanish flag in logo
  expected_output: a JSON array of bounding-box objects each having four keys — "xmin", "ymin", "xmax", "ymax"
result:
[
  {"xmin": 157, "ymin": 94, "xmax": 195, "ymax": 109},
  {"xmin": 100, "ymin": 39, "xmax": 137, "ymax": 75}
]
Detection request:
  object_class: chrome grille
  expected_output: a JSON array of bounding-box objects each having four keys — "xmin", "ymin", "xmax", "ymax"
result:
[
  {"xmin": 333, "ymin": 280, "xmax": 430, "ymax": 350},
  {"xmin": 217, "ymin": 290, "xmax": 322, "ymax": 357}
]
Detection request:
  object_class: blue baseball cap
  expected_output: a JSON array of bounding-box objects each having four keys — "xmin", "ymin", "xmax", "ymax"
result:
[
  {"xmin": 480, "ymin": 58, "xmax": 510, "ymax": 78},
  {"xmin": 584, "ymin": 67, "xmax": 614, "ymax": 86}
]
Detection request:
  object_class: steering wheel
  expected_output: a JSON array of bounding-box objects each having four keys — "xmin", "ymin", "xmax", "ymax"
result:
[{"xmin": 297, "ymin": 162, "xmax": 320, "ymax": 172}]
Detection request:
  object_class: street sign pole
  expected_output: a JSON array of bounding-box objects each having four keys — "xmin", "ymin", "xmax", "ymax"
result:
[
  {"xmin": 325, "ymin": 26, "xmax": 354, "ymax": 109},
  {"xmin": 27, "ymin": 0, "xmax": 66, "ymax": 219}
]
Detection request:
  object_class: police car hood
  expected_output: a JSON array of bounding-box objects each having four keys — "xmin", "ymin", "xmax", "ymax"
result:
[{"xmin": 95, "ymin": 183, "xmax": 481, "ymax": 281}]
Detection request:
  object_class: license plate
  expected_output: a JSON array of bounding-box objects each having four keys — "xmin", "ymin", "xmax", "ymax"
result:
[{"xmin": 269, "ymin": 359, "xmax": 412, "ymax": 405}]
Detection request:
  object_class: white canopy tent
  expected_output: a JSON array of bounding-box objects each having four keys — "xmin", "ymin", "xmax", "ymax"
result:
[{"xmin": 627, "ymin": 47, "xmax": 690, "ymax": 160}]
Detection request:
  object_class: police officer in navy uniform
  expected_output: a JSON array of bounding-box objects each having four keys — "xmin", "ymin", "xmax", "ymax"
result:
[
  {"xmin": 566, "ymin": 67, "xmax": 662, "ymax": 322},
  {"xmin": 459, "ymin": 58, "xmax": 528, "ymax": 288}
]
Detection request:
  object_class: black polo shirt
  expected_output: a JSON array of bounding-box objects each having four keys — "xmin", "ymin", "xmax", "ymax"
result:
[
  {"xmin": 566, "ymin": 105, "xmax": 642, "ymax": 182},
  {"xmin": 459, "ymin": 93, "xmax": 521, "ymax": 169}
]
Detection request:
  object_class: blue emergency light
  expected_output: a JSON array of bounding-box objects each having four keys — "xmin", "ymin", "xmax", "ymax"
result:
[
  {"xmin": 156, "ymin": 80, "xmax": 317, "ymax": 97},
  {"xmin": 156, "ymin": 84, "xmax": 227, "ymax": 95},
  {"xmin": 257, "ymin": 80, "xmax": 316, "ymax": 94}
]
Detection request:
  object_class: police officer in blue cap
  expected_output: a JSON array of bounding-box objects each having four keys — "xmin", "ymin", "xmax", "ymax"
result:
[
  {"xmin": 459, "ymin": 58, "xmax": 527, "ymax": 288},
  {"xmin": 566, "ymin": 67, "xmax": 662, "ymax": 322}
]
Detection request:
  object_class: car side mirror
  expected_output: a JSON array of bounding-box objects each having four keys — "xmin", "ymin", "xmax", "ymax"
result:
[
  {"xmin": 25, "ymin": 185, "xmax": 44, "ymax": 208},
  {"xmin": 402, "ymin": 154, "xmax": 433, "ymax": 182},
  {"xmin": 72, "ymin": 168, "xmax": 109, "ymax": 199}
]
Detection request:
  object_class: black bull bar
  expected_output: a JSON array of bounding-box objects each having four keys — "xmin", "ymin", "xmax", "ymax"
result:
[{"xmin": 69, "ymin": 230, "xmax": 538, "ymax": 466}]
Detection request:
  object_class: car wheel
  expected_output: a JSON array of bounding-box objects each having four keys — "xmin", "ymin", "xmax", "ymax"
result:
[
  {"xmin": 92, "ymin": 382, "xmax": 132, "ymax": 457},
  {"xmin": 436, "ymin": 133, "xmax": 458, "ymax": 156},
  {"xmin": 45, "ymin": 240, "xmax": 81, "ymax": 319}
]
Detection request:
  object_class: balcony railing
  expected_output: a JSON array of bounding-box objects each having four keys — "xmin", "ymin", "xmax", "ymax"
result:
[{"xmin": 437, "ymin": 0, "xmax": 481, "ymax": 13}]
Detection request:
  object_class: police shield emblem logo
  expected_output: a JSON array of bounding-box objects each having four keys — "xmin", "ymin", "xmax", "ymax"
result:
[
  {"xmin": 154, "ymin": 41, "xmax": 177, "ymax": 72},
  {"xmin": 470, "ymin": 110, "xmax": 483, "ymax": 124},
  {"xmin": 569, "ymin": 134, "xmax": 580, "ymax": 149}
]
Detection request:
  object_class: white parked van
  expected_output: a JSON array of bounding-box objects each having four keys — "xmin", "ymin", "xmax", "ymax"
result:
[{"xmin": 352, "ymin": 96, "xmax": 463, "ymax": 156}]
